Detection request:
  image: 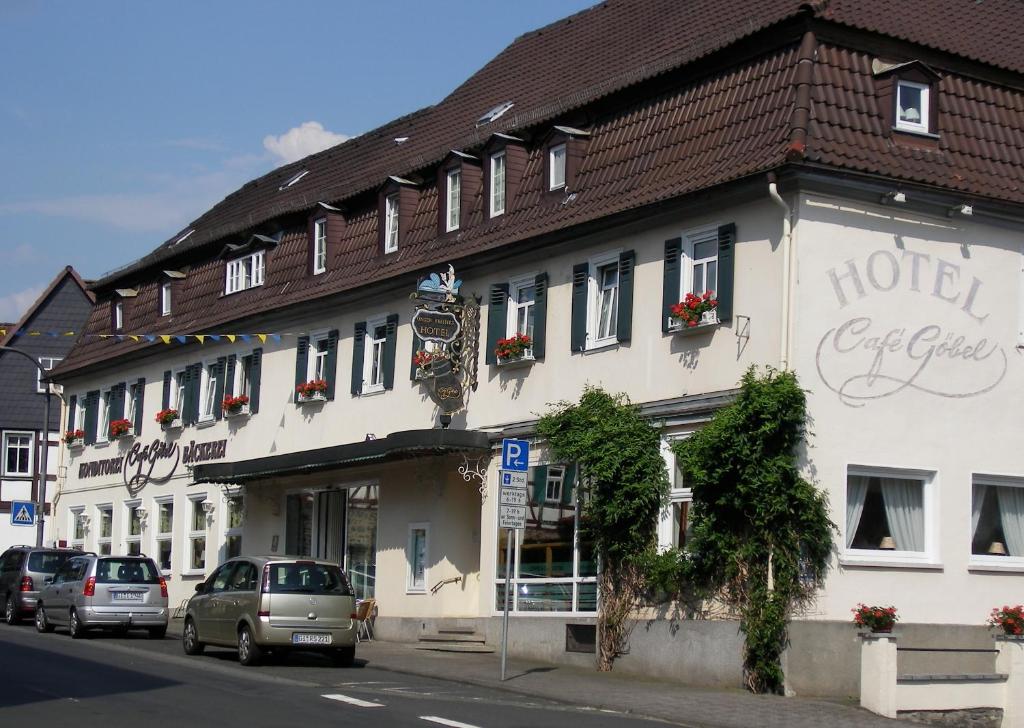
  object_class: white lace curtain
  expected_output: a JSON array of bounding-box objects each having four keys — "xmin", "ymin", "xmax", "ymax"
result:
[
  {"xmin": 972, "ymin": 483, "xmax": 987, "ymax": 541},
  {"xmin": 996, "ymin": 486, "xmax": 1024, "ymax": 557},
  {"xmin": 846, "ymin": 475, "xmax": 869, "ymax": 548},
  {"xmin": 880, "ymin": 477, "xmax": 924, "ymax": 552}
]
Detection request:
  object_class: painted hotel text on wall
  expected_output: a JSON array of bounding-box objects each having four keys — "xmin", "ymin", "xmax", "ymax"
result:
[{"xmin": 816, "ymin": 248, "xmax": 1007, "ymax": 407}]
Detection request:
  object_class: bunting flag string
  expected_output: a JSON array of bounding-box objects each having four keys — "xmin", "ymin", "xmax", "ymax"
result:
[{"xmin": 0, "ymin": 328, "xmax": 293, "ymax": 345}]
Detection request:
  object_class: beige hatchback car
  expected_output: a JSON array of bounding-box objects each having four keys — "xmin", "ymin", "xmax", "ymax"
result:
[{"xmin": 182, "ymin": 556, "xmax": 357, "ymax": 666}]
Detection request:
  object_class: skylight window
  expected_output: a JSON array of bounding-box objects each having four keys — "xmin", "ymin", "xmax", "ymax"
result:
[
  {"xmin": 279, "ymin": 169, "xmax": 310, "ymax": 190},
  {"xmin": 477, "ymin": 101, "xmax": 514, "ymax": 126},
  {"xmin": 170, "ymin": 229, "xmax": 194, "ymax": 247}
]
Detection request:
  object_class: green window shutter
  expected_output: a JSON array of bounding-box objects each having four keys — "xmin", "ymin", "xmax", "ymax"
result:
[
  {"xmin": 716, "ymin": 223, "xmax": 736, "ymax": 322},
  {"xmin": 184, "ymin": 363, "xmax": 201, "ymax": 425},
  {"xmin": 66, "ymin": 395, "xmax": 77, "ymax": 433},
  {"xmin": 249, "ymin": 349, "xmax": 263, "ymax": 413},
  {"xmin": 486, "ymin": 283, "xmax": 509, "ymax": 365},
  {"xmin": 213, "ymin": 357, "xmax": 227, "ymax": 420},
  {"xmin": 532, "ymin": 272, "xmax": 548, "ymax": 360},
  {"xmin": 161, "ymin": 370, "xmax": 172, "ymax": 410},
  {"xmin": 662, "ymin": 237, "xmax": 682, "ymax": 332},
  {"xmin": 225, "ymin": 356, "xmax": 236, "ymax": 397},
  {"xmin": 133, "ymin": 378, "xmax": 145, "ymax": 435},
  {"xmin": 532, "ymin": 465, "xmax": 548, "ymax": 505},
  {"xmin": 351, "ymin": 322, "xmax": 366, "ymax": 395},
  {"xmin": 409, "ymin": 332, "xmax": 424, "ymax": 381},
  {"xmin": 83, "ymin": 390, "xmax": 99, "ymax": 444},
  {"xmin": 616, "ymin": 250, "xmax": 635, "ymax": 343},
  {"xmin": 382, "ymin": 315, "xmax": 398, "ymax": 390},
  {"xmin": 325, "ymin": 329, "xmax": 340, "ymax": 400},
  {"xmin": 110, "ymin": 383, "xmax": 126, "ymax": 422},
  {"xmin": 294, "ymin": 336, "xmax": 310, "ymax": 395},
  {"xmin": 570, "ymin": 262, "xmax": 588, "ymax": 352},
  {"xmin": 561, "ymin": 463, "xmax": 576, "ymax": 505}
]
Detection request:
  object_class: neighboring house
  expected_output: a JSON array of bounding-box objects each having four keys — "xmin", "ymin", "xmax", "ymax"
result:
[
  {"xmin": 50, "ymin": 0, "xmax": 1024, "ymax": 695},
  {"xmin": 0, "ymin": 267, "xmax": 93, "ymax": 550}
]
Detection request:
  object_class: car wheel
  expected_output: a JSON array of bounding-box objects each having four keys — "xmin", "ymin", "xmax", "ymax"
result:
[
  {"xmin": 148, "ymin": 626, "xmax": 167, "ymax": 640},
  {"xmin": 237, "ymin": 625, "xmax": 262, "ymax": 666},
  {"xmin": 4, "ymin": 595, "xmax": 19, "ymax": 625},
  {"xmin": 68, "ymin": 609, "xmax": 86, "ymax": 639},
  {"xmin": 182, "ymin": 618, "xmax": 204, "ymax": 655},
  {"xmin": 35, "ymin": 605, "xmax": 53, "ymax": 633},
  {"xmin": 332, "ymin": 646, "xmax": 355, "ymax": 667}
]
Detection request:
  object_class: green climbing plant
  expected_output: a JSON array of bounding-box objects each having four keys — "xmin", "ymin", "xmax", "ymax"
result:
[
  {"xmin": 673, "ymin": 367, "xmax": 836, "ymax": 693},
  {"xmin": 538, "ymin": 387, "xmax": 669, "ymax": 670}
]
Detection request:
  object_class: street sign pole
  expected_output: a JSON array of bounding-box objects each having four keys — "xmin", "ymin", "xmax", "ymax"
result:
[
  {"xmin": 498, "ymin": 439, "xmax": 529, "ymax": 683},
  {"xmin": 501, "ymin": 527, "xmax": 513, "ymax": 681}
]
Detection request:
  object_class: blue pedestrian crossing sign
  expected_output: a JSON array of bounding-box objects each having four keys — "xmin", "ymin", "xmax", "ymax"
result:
[
  {"xmin": 501, "ymin": 438, "xmax": 529, "ymax": 472},
  {"xmin": 11, "ymin": 501, "xmax": 35, "ymax": 526}
]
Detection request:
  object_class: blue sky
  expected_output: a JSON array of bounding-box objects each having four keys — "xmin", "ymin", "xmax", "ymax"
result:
[{"xmin": 0, "ymin": 0, "xmax": 595, "ymax": 322}]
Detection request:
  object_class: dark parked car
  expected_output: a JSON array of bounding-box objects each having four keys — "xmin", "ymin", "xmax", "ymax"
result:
[{"xmin": 0, "ymin": 546, "xmax": 83, "ymax": 625}]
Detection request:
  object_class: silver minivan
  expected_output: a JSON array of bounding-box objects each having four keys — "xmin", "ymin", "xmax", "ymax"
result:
[
  {"xmin": 35, "ymin": 554, "xmax": 169, "ymax": 638},
  {"xmin": 182, "ymin": 556, "xmax": 357, "ymax": 666}
]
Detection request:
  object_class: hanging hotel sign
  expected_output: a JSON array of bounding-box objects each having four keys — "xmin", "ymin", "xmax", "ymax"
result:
[
  {"xmin": 77, "ymin": 437, "xmax": 229, "ymax": 496},
  {"xmin": 410, "ymin": 265, "xmax": 479, "ymax": 417}
]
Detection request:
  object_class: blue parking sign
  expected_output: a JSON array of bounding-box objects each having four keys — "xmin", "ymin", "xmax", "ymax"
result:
[
  {"xmin": 11, "ymin": 501, "xmax": 35, "ymax": 526},
  {"xmin": 501, "ymin": 438, "xmax": 529, "ymax": 472}
]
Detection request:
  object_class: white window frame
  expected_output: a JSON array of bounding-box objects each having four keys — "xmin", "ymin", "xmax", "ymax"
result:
[
  {"xmin": 681, "ymin": 225, "xmax": 720, "ymax": 300},
  {"xmin": 895, "ymin": 80, "xmax": 930, "ymax": 134},
  {"xmin": 125, "ymin": 499, "xmax": 143, "ymax": 556},
  {"xmin": 658, "ymin": 436, "xmax": 693, "ymax": 551},
  {"xmin": 225, "ymin": 251, "xmax": 265, "ymax": 295},
  {"xmin": 586, "ymin": 250, "xmax": 622, "ymax": 350},
  {"xmin": 307, "ymin": 330, "xmax": 330, "ymax": 384},
  {"xmin": 2, "ymin": 431, "xmax": 34, "ymax": 477},
  {"xmin": 36, "ymin": 357, "xmax": 62, "ymax": 394},
  {"xmin": 313, "ymin": 218, "xmax": 327, "ymax": 275},
  {"xmin": 506, "ymin": 274, "xmax": 537, "ymax": 355},
  {"xmin": 544, "ymin": 465, "xmax": 565, "ymax": 504},
  {"xmin": 384, "ymin": 193, "xmax": 400, "ymax": 254},
  {"xmin": 198, "ymin": 360, "xmax": 220, "ymax": 423},
  {"xmin": 96, "ymin": 504, "xmax": 113, "ymax": 555},
  {"xmin": 223, "ymin": 490, "xmax": 244, "ymax": 562},
  {"xmin": 361, "ymin": 316, "xmax": 388, "ymax": 395},
  {"xmin": 489, "ymin": 151, "xmax": 506, "ymax": 217},
  {"xmin": 840, "ymin": 464, "xmax": 939, "ymax": 569},
  {"xmin": 445, "ymin": 168, "xmax": 461, "ymax": 232},
  {"xmin": 185, "ymin": 494, "xmax": 208, "ymax": 576},
  {"xmin": 548, "ymin": 143, "xmax": 567, "ymax": 190},
  {"xmin": 125, "ymin": 380, "xmax": 138, "ymax": 429},
  {"xmin": 969, "ymin": 474, "xmax": 1024, "ymax": 573},
  {"xmin": 73, "ymin": 397, "xmax": 86, "ymax": 431},
  {"xmin": 160, "ymin": 282, "xmax": 172, "ymax": 316},
  {"xmin": 154, "ymin": 496, "xmax": 174, "ymax": 574},
  {"xmin": 70, "ymin": 507, "xmax": 86, "ymax": 550},
  {"xmin": 233, "ymin": 351, "xmax": 256, "ymax": 402},
  {"xmin": 171, "ymin": 368, "xmax": 186, "ymax": 412},
  {"xmin": 96, "ymin": 387, "xmax": 113, "ymax": 444},
  {"xmin": 114, "ymin": 300, "xmax": 124, "ymax": 331},
  {"xmin": 406, "ymin": 522, "xmax": 429, "ymax": 594}
]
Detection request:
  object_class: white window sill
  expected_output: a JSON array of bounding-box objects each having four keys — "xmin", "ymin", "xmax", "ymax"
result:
[
  {"xmin": 360, "ymin": 385, "xmax": 386, "ymax": 397},
  {"xmin": 891, "ymin": 125, "xmax": 939, "ymax": 139},
  {"xmin": 181, "ymin": 568, "xmax": 206, "ymax": 577},
  {"xmin": 406, "ymin": 588, "xmax": 427, "ymax": 595},
  {"xmin": 497, "ymin": 353, "xmax": 535, "ymax": 369},
  {"xmin": 223, "ymin": 284, "xmax": 264, "ymax": 297},
  {"xmin": 584, "ymin": 339, "xmax": 618, "ymax": 354},
  {"xmin": 839, "ymin": 552, "xmax": 943, "ymax": 570},
  {"xmin": 968, "ymin": 557, "xmax": 1024, "ymax": 574},
  {"xmin": 313, "ymin": 268, "xmax": 326, "ymax": 276},
  {"xmin": 196, "ymin": 418, "xmax": 216, "ymax": 429},
  {"xmin": 94, "ymin": 440, "xmax": 110, "ymax": 449}
]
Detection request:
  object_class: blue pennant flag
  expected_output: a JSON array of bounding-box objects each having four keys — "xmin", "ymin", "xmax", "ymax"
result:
[{"xmin": 175, "ymin": 335, "xmax": 187, "ymax": 344}]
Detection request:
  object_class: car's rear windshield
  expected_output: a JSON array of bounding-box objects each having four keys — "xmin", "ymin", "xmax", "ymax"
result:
[
  {"xmin": 95, "ymin": 558, "xmax": 160, "ymax": 584},
  {"xmin": 267, "ymin": 563, "xmax": 352, "ymax": 595},
  {"xmin": 28, "ymin": 551, "xmax": 75, "ymax": 575}
]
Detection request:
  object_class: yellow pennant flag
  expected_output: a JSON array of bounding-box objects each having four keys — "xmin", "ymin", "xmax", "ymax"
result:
[
  {"xmin": 226, "ymin": 335, "xmax": 236, "ymax": 343},
  {"xmin": 160, "ymin": 335, "xmax": 171, "ymax": 344},
  {"xmin": 195, "ymin": 335, "xmax": 206, "ymax": 344},
  {"xmin": 129, "ymin": 335, "xmax": 140, "ymax": 342},
  {"xmin": 64, "ymin": 331, "xmax": 76, "ymax": 336},
  {"xmin": 99, "ymin": 334, "xmax": 113, "ymax": 339},
  {"xmin": 257, "ymin": 334, "xmax": 268, "ymax": 344}
]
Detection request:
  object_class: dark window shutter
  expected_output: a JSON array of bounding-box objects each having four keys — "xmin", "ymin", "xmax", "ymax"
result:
[
  {"xmin": 249, "ymin": 348, "xmax": 263, "ymax": 413},
  {"xmin": 351, "ymin": 322, "xmax": 367, "ymax": 395},
  {"xmin": 409, "ymin": 332, "xmax": 424, "ymax": 381},
  {"xmin": 213, "ymin": 357, "xmax": 227, "ymax": 420},
  {"xmin": 295, "ymin": 336, "xmax": 310, "ymax": 393},
  {"xmin": 570, "ymin": 262, "xmax": 589, "ymax": 352},
  {"xmin": 532, "ymin": 465, "xmax": 548, "ymax": 505},
  {"xmin": 562, "ymin": 463, "xmax": 576, "ymax": 505},
  {"xmin": 324, "ymin": 329, "xmax": 340, "ymax": 400},
  {"xmin": 225, "ymin": 355, "xmax": 237, "ymax": 397},
  {"xmin": 133, "ymin": 378, "xmax": 145, "ymax": 435},
  {"xmin": 184, "ymin": 363, "xmax": 201, "ymax": 425},
  {"xmin": 162, "ymin": 370, "xmax": 172, "ymax": 410},
  {"xmin": 84, "ymin": 391, "xmax": 99, "ymax": 445},
  {"xmin": 66, "ymin": 395, "xmax": 77, "ymax": 432},
  {"xmin": 110, "ymin": 383, "xmax": 126, "ymax": 421},
  {"xmin": 616, "ymin": 250, "xmax": 635, "ymax": 343},
  {"xmin": 382, "ymin": 315, "xmax": 398, "ymax": 390},
  {"xmin": 717, "ymin": 223, "xmax": 736, "ymax": 322},
  {"xmin": 486, "ymin": 283, "xmax": 509, "ymax": 365},
  {"xmin": 662, "ymin": 237, "xmax": 682, "ymax": 332},
  {"xmin": 532, "ymin": 273, "xmax": 548, "ymax": 360}
]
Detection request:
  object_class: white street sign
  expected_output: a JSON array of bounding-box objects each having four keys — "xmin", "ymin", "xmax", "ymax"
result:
[
  {"xmin": 499, "ymin": 486, "xmax": 528, "ymax": 506},
  {"xmin": 498, "ymin": 504, "xmax": 526, "ymax": 529},
  {"xmin": 500, "ymin": 470, "xmax": 527, "ymax": 488}
]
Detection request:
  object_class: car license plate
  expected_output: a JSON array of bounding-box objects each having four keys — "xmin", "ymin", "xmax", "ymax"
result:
[
  {"xmin": 292, "ymin": 633, "xmax": 332, "ymax": 645},
  {"xmin": 112, "ymin": 591, "xmax": 144, "ymax": 601}
]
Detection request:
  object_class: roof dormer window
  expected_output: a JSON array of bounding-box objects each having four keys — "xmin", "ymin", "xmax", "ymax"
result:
[
  {"xmin": 896, "ymin": 80, "xmax": 930, "ymax": 134},
  {"xmin": 113, "ymin": 300, "xmax": 124, "ymax": 332},
  {"xmin": 313, "ymin": 218, "xmax": 327, "ymax": 274},
  {"xmin": 160, "ymin": 282, "xmax": 172, "ymax": 316},
  {"xmin": 445, "ymin": 168, "xmax": 461, "ymax": 232},
  {"xmin": 384, "ymin": 193, "xmax": 400, "ymax": 253},
  {"xmin": 225, "ymin": 251, "xmax": 265, "ymax": 294},
  {"xmin": 490, "ymin": 151, "xmax": 506, "ymax": 217},
  {"xmin": 548, "ymin": 143, "xmax": 567, "ymax": 190}
]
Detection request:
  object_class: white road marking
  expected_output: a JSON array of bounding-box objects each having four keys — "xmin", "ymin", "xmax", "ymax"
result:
[
  {"xmin": 420, "ymin": 717, "xmax": 483, "ymax": 728},
  {"xmin": 321, "ymin": 693, "xmax": 385, "ymax": 708}
]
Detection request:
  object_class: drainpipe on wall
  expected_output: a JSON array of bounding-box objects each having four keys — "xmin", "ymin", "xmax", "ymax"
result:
[{"xmin": 768, "ymin": 175, "xmax": 794, "ymax": 370}]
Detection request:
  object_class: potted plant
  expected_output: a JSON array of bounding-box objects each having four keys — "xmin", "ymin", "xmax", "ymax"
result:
[
  {"xmin": 296, "ymin": 379, "xmax": 329, "ymax": 403},
  {"xmin": 155, "ymin": 408, "xmax": 181, "ymax": 430},
  {"xmin": 669, "ymin": 291, "xmax": 719, "ymax": 331},
  {"xmin": 413, "ymin": 349, "xmax": 446, "ymax": 378},
  {"xmin": 109, "ymin": 418, "xmax": 133, "ymax": 440},
  {"xmin": 495, "ymin": 333, "xmax": 533, "ymax": 365},
  {"xmin": 852, "ymin": 604, "xmax": 898, "ymax": 633},
  {"xmin": 988, "ymin": 605, "xmax": 1024, "ymax": 636},
  {"xmin": 222, "ymin": 394, "xmax": 250, "ymax": 417},
  {"xmin": 63, "ymin": 429, "xmax": 85, "ymax": 448}
]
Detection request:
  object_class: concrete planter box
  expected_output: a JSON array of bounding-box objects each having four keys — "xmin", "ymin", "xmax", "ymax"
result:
[
  {"xmin": 497, "ymin": 352, "xmax": 535, "ymax": 368},
  {"xmin": 160, "ymin": 419, "xmax": 182, "ymax": 432},
  {"xmin": 297, "ymin": 391, "xmax": 327, "ymax": 404},
  {"xmin": 224, "ymin": 407, "xmax": 250, "ymax": 419}
]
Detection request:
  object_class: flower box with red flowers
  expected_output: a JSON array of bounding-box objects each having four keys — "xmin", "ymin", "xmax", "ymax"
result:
[
  {"xmin": 988, "ymin": 605, "xmax": 1024, "ymax": 636},
  {"xmin": 413, "ymin": 349, "xmax": 447, "ymax": 379},
  {"xmin": 155, "ymin": 408, "xmax": 181, "ymax": 430},
  {"xmin": 852, "ymin": 603, "xmax": 898, "ymax": 633},
  {"xmin": 296, "ymin": 379, "xmax": 328, "ymax": 403},
  {"xmin": 63, "ymin": 429, "xmax": 85, "ymax": 448},
  {"xmin": 495, "ymin": 333, "xmax": 534, "ymax": 366},
  {"xmin": 668, "ymin": 291, "xmax": 719, "ymax": 334},
  {"xmin": 109, "ymin": 418, "xmax": 133, "ymax": 440},
  {"xmin": 222, "ymin": 394, "xmax": 250, "ymax": 417}
]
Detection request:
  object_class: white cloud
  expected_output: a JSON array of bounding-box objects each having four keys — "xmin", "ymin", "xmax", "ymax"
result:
[
  {"xmin": 263, "ymin": 121, "xmax": 350, "ymax": 166},
  {"xmin": 0, "ymin": 283, "xmax": 45, "ymax": 323}
]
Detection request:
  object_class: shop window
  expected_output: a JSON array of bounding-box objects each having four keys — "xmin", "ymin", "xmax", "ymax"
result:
[
  {"xmin": 345, "ymin": 485, "xmax": 378, "ymax": 600},
  {"xmin": 225, "ymin": 494, "xmax": 244, "ymax": 560},
  {"xmin": 3, "ymin": 432, "xmax": 33, "ymax": 476},
  {"xmin": 188, "ymin": 497, "xmax": 208, "ymax": 572},
  {"xmin": 125, "ymin": 501, "xmax": 143, "ymax": 556},
  {"xmin": 407, "ymin": 523, "xmax": 429, "ymax": 593},
  {"xmin": 845, "ymin": 469, "xmax": 929, "ymax": 555},
  {"xmin": 96, "ymin": 505, "xmax": 112, "ymax": 555},
  {"xmin": 155, "ymin": 498, "xmax": 173, "ymax": 572},
  {"xmin": 971, "ymin": 478, "xmax": 1024, "ymax": 562},
  {"xmin": 70, "ymin": 508, "xmax": 85, "ymax": 551}
]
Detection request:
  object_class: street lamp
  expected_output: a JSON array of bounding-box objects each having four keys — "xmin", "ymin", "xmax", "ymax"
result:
[{"xmin": 0, "ymin": 345, "xmax": 55, "ymax": 547}]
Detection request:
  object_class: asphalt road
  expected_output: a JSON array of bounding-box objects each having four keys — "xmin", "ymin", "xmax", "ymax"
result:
[{"xmin": 0, "ymin": 622, "xmax": 664, "ymax": 728}]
